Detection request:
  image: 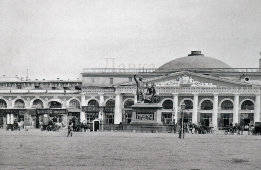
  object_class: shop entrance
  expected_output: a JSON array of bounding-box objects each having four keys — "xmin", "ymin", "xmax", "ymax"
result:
[
  {"xmin": 161, "ymin": 112, "xmax": 172, "ymax": 125},
  {"xmin": 93, "ymin": 120, "xmax": 100, "ymax": 131},
  {"xmin": 240, "ymin": 113, "xmax": 254, "ymax": 126},
  {"xmin": 36, "ymin": 109, "xmax": 68, "ymax": 129},
  {"xmin": 200, "ymin": 113, "xmax": 212, "ymax": 127},
  {"xmin": 219, "ymin": 113, "xmax": 233, "ymax": 129}
]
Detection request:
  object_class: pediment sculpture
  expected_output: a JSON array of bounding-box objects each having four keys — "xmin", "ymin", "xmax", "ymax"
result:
[{"xmin": 155, "ymin": 75, "xmax": 216, "ymax": 87}]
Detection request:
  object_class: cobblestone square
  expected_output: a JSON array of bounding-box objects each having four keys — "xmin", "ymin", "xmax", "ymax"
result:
[{"xmin": 0, "ymin": 130, "xmax": 260, "ymax": 170}]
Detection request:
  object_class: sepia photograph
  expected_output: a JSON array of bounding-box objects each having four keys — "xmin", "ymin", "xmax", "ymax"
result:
[{"xmin": 0, "ymin": 0, "xmax": 261, "ymax": 169}]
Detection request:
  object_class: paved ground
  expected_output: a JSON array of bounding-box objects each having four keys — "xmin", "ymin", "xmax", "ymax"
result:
[{"xmin": 0, "ymin": 129, "xmax": 260, "ymax": 170}]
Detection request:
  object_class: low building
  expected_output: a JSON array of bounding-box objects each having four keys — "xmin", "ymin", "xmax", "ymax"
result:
[{"xmin": 0, "ymin": 78, "xmax": 82, "ymax": 129}]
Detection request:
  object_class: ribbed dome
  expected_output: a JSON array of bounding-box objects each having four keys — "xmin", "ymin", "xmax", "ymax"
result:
[{"xmin": 157, "ymin": 51, "xmax": 232, "ymax": 71}]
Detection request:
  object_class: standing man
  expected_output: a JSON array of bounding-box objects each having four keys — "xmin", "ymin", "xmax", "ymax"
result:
[
  {"xmin": 67, "ymin": 120, "xmax": 73, "ymax": 137},
  {"xmin": 134, "ymin": 75, "xmax": 145, "ymax": 103}
]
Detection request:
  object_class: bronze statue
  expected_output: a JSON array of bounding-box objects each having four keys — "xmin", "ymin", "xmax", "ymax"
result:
[
  {"xmin": 134, "ymin": 75, "xmax": 144, "ymax": 103},
  {"xmin": 134, "ymin": 75, "xmax": 158, "ymax": 103}
]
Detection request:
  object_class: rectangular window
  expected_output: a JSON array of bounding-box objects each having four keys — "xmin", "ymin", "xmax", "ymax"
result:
[
  {"xmin": 161, "ymin": 112, "xmax": 172, "ymax": 125},
  {"xmin": 17, "ymin": 84, "xmax": 22, "ymax": 89},
  {"xmin": 105, "ymin": 113, "xmax": 114, "ymax": 124},
  {"xmin": 110, "ymin": 78, "xmax": 113, "ymax": 84},
  {"xmin": 129, "ymin": 77, "xmax": 132, "ymax": 82}
]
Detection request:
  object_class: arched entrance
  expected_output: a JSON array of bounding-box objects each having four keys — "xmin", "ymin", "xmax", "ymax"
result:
[
  {"xmin": 123, "ymin": 99, "xmax": 134, "ymax": 124},
  {"xmin": 219, "ymin": 100, "xmax": 233, "ymax": 129},
  {"xmin": 104, "ymin": 99, "xmax": 115, "ymax": 124},
  {"xmin": 200, "ymin": 99, "xmax": 213, "ymax": 127},
  {"xmin": 85, "ymin": 99, "xmax": 99, "ymax": 122},
  {"xmin": 14, "ymin": 99, "xmax": 26, "ymax": 123},
  {"xmin": 32, "ymin": 99, "xmax": 44, "ymax": 128},
  {"xmin": 240, "ymin": 99, "xmax": 254, "ymax": 127},
  {"xmin": 180, "ymin": 99, "xmax": 193, "ymax": 123},
  {"xmin": 161, "ymin": 99, "xmax": 173, "ymax": 125},
  {"xmin": 0, "ymin": 99, "xmax": 7, "ymax": 128}
]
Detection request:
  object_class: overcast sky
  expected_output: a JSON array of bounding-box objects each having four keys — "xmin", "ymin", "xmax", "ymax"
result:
[{"xmin": 0, "ymin": 0, "xmax": 261, "ymax": 80}]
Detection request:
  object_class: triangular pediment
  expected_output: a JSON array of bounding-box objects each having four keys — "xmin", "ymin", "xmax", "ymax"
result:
[{"xmin": 118, "ymin": 71, "xmax": 253, "ymax": 88}]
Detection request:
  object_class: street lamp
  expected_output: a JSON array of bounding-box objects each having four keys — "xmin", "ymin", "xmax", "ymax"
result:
[{"xmin": 180, "ymin": 103, "xmax": 186, "ymax": 139}]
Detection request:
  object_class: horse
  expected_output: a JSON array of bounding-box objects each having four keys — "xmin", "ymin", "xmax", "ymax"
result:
[{"xmin": 54, "ymin": 122, "xmax": 63, "ymax": 131}]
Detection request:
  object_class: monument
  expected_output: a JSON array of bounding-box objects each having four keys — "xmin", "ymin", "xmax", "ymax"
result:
[{"xmin": 129, "ymin": 75, "xmax": 164, "ymax": 132}]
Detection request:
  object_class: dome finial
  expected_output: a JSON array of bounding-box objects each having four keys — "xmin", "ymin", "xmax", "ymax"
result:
[{"xmin": 188, "ymin": 51, "xmax": 203, "ymax": 56}]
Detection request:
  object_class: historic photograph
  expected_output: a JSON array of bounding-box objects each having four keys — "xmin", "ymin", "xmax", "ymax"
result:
[{"xmin": 0, "ymin": 0, "xmax": 261, "ymax": 169}]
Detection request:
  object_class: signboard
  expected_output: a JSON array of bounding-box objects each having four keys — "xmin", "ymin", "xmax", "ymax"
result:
[
  {"xmin": 36, "ymin": 109, "xmax": 67, "ymax": 115},
  {"xmin": 104, "ymin": 107, "xmax": 114, "ymax": 113},
  {"xmin": 0, "ymin": 109, "xmax": 20, "ymax": 115},
  {"xmin": 82, "ymin": 106, "xmax": 100, "ymax": 113},
  {"xmin": 0, "ymin": 109, "xmax": 36, "ymax": 115}
]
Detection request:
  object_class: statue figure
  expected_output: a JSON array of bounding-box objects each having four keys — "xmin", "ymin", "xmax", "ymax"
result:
[
  {"xmin": 134, "ymin": 75, "xmax": 145, "ymax": 103},
  {"xmin": 144, "ymin": 83, "xmax": 156, "ymax": 103},
  {"xmin": 134, "ymin": 75, "xmax": 159, "ymax": 103}
]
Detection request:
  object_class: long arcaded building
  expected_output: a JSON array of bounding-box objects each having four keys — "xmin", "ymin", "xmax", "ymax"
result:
[{"xmin": 1, "ymin": 51, "xmax": 261, "ymax": 130}]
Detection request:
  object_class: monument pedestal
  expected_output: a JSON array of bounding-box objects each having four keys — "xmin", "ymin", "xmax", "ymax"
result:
[{"xmin": 128, "ymin": 103, "xmax": 165, "ymax": 132}]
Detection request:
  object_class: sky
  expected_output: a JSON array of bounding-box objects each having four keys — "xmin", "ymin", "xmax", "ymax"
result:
[{"xmin": 0, "ymin": 0, "xmax": 261, "ymax": 80}]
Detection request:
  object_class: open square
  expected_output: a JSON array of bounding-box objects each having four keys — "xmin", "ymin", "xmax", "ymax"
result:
[{"xmin": 0, "ymin": 130, "xmax": 260, "ymax": 170}]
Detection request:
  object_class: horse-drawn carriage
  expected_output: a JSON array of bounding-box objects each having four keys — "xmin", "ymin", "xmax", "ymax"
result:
[
  {"xmin": 223, "ymin": 126, "xmax": 237, "ymax": 135},
  {"xmin": 6, "ymin": 120, "xmax": 23, "ymax": 131},
  {"xmin": 252, "ymin": 122, "xmax": 261, "ymax": 135},
  {"xmin": 41, "ymin": 119, "xmax": 63, "ymax": 131}
]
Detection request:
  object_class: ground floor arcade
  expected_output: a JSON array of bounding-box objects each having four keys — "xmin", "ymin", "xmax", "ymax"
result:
[{"xmin": 80, "ymin": 89, "xmax": 261, "ymax": 130}]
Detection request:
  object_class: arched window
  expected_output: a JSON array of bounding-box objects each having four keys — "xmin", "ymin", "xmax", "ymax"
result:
[
  {"xmin": 162, "ymin": 100, "xmax": 173, "ymax": 109},
  {"xmin": 69, "ymin": 99, "xmax": 80, "ymax": 109},
  {"xmin": 32, "ymin": 99, "xmax": 43, "ymax": 108},
  {"xmin": 181, "ymin": 100, "xmax": 193, "ymax": 110},
  {"xmin": 221, "ymin": 100, "xmax": 233, "ymax": 110},
  {"xmin": 105, "ymin": 99, "xmax": 115, "ymax": 124},
  {"xmin": 124, "ymin": 99, "xmax": 134, "ymax": 108},
  {"xmin": 105, "ymin": 99, "xmax": 115, "ymax": 108},
  {"xmin": 85, "ymin": 100, "xmax": 99, "ymax": 122},
  {"xmin": 88, "ymin": 100, "xmax": 99, "ymax": 106},
  {"xmin": 201, "ymin": 100, "xmax": 213, "ymax": 110},
  {"xmin": 49, "ymin": 101, "xmax": 62, "ymax": 108},
  {"xmin": 123, "ymin": 99, "xmax": 134, "ymax": 124},
  {"xmin": 241, "ymin": 100, "xmax": 254, "ymax": 110},
  {"xmin": 0, "ymin": 99, "xmax": 7, "ymax": 108},
  {"xmin": 14, "ymin": 99, "xmax": 25, "ymax": 108}
]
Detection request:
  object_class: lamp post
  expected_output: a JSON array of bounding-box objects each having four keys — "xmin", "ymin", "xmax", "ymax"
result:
[{"xmin": 181, "ymin": 103, "xmax": 186, "ymax": 139}]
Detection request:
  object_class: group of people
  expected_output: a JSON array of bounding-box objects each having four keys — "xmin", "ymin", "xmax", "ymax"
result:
[
  {"xmin": 67, "ymin": 118, "xmax": 91, "ymax": 137},
  {"xmin": 225, "ymin": 122, "xmax": 254, "ymax": 135},
  {"xmin": 134, "ymin": 75, "xmax": 157, "ymax": 103},
  {"xmin": 174, "ymin": 122, "xmax": 214, "ymax": 136},
  {"xmin": 40, "ymin": 116, "xmax": 66, "ymax": 131}
]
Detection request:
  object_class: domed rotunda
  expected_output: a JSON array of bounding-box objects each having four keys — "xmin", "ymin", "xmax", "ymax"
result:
[{"xmin": 157, "ymin": 51, "xmax": 231, "ymax": 71}]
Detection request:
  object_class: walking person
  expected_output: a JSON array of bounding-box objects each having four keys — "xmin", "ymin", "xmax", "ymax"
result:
[{"xmin": 67, "ymin": 120, "xmax": 73, "ymax": 137}]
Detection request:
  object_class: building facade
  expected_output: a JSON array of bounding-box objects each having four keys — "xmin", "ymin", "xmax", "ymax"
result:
[
  {"xmin": 0, "ymin": 79, "xmax": 82, "ymax": 129},
  {"xmin": 1, "ymin": 51, "xmax": 261, "ymax": 130}
]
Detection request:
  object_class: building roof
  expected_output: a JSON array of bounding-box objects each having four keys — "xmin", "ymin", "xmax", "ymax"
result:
[{"xmin": 157, "ymin": 51, "xmax": 232, "ymax": 71}]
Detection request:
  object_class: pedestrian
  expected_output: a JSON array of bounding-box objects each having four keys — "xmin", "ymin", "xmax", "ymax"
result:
[
  {"xmin": 67, "ymin": 120, "xmax": 73, "ymax": 137},
  {"xmin": 247, "ymin": 123, "xmax": 250, "ymax": 135}
]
